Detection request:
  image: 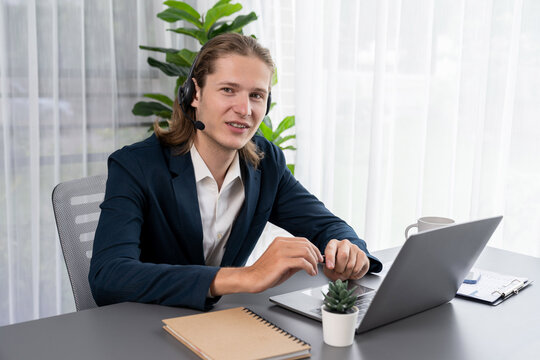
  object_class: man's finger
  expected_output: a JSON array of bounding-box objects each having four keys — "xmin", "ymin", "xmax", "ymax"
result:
[
  {"xmin": 334, "ymin": 241, "xmax": 351, "ymax": 274},
  {"xmin": 342, "ymin": 249, "xmax": 357, "ymax": 278},
  {"xmin": 324, "ymin": 240, "xmax": 338, "ymax": 269},
  {"xmin": 358, "ymin": 255, "xmax": 370, "ymax": 278},
  {"xmin": 283, "ymin": 244, "xmax": 320, "ymax": 274},
  {"xmin": 323, "ymin": 266, "xmax": 348, "ymax": 282},
  {"xmin": 351, "ymin": 250, "xmax": 365, "ymax": 278},
  {"xmin": 350, "ymin": 251, "xmax": 369, "ymax": 279},
  {"xmin": 304, "ymin": 239, "xmax": 324, "ymax": 264},
  {"xmin": 289, "ymin": 257, "xmax": 318, "ymax": 276}
]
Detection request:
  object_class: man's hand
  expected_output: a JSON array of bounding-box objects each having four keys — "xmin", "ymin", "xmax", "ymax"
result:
[
  {"xmin": 210, "ymin": 237, "xmax": 324, "ymax": 296},
  {"xmin": 323, "ymin": 239, "xmax": 370, "ymax": 281}
]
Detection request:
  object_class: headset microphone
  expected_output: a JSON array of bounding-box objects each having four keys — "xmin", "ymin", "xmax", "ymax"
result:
[{"xmin": 193, "ymin": 118, "xmax": 206, "ymax": 131}]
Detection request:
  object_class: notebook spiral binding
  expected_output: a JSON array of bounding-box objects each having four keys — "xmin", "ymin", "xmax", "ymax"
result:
[{"xmin": 242, "ymin": 307, "xmax": 311, "ymax": 347}]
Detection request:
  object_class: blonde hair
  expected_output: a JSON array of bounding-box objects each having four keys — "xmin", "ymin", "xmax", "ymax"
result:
[{"xmin": 154, "ymin": 33, "xmax": 275, "ymax": 168}]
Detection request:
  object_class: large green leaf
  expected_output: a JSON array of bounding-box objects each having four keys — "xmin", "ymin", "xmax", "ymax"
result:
[
  {"xmin": 154, "ymin": 120, "xmax": 170, "ymax": 130},
  {"xmin": 262, "ymin": 114, "xmax": 273, "ymax": 130},
  {"xmin": 258, "ymin": 121, "xmax": 273, "ymax": 141},
  {"xmin": 147, "ymin": 57, "xmax": 190, "ymax": 77},
  {"xmin": 211, "ymin": 0, "xmax": 233, "ymax": 8},
  {"xmin": 209, "ymin": 12, "xmax": 257, "ymax": 37},
  {"xmin": 154, "ymin": 110, "xmax": 173, "ymax": 119},
  {"xmin": 273, "ymin": 116, "xmax": 295, "ymax": 139},
  {"xmin": 158, "ymin": 8, "xmax": 202, "ymax": 29},
  {"xmin": 163, "ymin": 1, "xmax": 200, "ymax": 18},
  {"xmin": 177, "ymin": 49, "xmax": 198, "ymax": 65},
  {"xmin": 168, "ymin": 27, "xmax": 208, "ymax": 45},
  {"xmin": 287, "ymin": 164, "xmax": 295, "ymax": 175},
  {"xmin": 166, "ymin": 49, "xmax": 198, "ymax": 67},
  {"xmin": 271, "ymin": 67, "xmax": 278, "ymax": 86},
  {"xmin": 166, "ymin": 53, "xmax": 188, "ymax": 67},
  {"xmin": 132, "ymin": 101, "xmax": 172, "ymax": 117},
  {"xmin": 139, "ymin": 45, "xmax": 180, "ymax": 54},
  {"xmin": 143, "ymin": 93, "xmax": 174, "ymax": 107},
  {"xmin": 273, "ymin": 134, "xmax": 295, "ymax": 146},
  {"xmin": 208, "ymin": 20, "xmax": 226, "ymax": 35},
  {"xmin": 203, "ymin": 3, "xmax": 242, "ymax": 32},
  {"xmin": 280, "ymin": 145, "xmax": 297, "ymax": 151}
]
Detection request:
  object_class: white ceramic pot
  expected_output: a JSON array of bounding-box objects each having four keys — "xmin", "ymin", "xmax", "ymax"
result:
[{"xmin": 321, "ymin": 305, "xmax": 359, "ymax": 347}]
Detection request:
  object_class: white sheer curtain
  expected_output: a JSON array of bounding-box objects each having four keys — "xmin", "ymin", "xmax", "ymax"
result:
[
  {"xmin": 294, "ymin": 0, "xmax": 540, "ymax": 256},
  {"xmin": 0, "ymin": 0, "xmax": 177, "ymax": 325},
  {"xmin": 2, "ymin": 0, "xmax": 540, "ymax": 326}
]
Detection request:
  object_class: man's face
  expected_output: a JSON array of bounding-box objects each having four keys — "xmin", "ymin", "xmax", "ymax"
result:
[{"xmin": 191, "ymin": 54, "xmax": 272, "ymax": 155}]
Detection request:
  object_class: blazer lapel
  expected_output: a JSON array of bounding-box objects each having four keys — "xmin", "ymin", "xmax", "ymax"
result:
[
  {"xmin": 168, "ymin": 148, "xmax": 205, "ymax": 265},
  {"xmin": 220, "ymin": 160, "xmax": 261, "ymax": 267}
]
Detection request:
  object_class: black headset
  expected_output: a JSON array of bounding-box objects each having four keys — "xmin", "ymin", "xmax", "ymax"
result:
[{"xmin": 178, "ymin": 49, "xmax": 272, "ymax": 131}]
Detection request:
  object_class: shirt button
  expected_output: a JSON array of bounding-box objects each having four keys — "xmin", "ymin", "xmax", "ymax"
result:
[{"xmin": 217, "ymin": 233, "xmax": 223, "ymax": 240}]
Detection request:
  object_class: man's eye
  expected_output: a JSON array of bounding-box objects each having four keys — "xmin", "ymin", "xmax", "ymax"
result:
[
  {"xmin": 222, "ymin": 88, "xmax": 233, "ymax": 93},
  {"xmin": 251, "ymin": 93, "xmax": 263, "ymax": 99}
]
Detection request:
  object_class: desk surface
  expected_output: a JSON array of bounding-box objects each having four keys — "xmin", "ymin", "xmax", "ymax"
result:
[{"xmin": 1, "ymin": 247, "xmax": 539, "ymax": 360}]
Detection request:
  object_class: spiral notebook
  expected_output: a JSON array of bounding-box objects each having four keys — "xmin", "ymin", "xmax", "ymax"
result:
[{"xmin": 162, "ymin": 307, "xmax": 311, "ymax": 360}]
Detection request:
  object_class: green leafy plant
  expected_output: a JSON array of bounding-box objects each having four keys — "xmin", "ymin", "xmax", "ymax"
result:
[
  {"xmin": 322, "ymin": 279, "xmax": 358, "ymax": 314},
  {"xmin": 133, "ymin": 0, "xmax": 296, "ymax": 173},
  {"xmin": 257, "ymin": 111, "xmax": 296, "ymax": 174}
]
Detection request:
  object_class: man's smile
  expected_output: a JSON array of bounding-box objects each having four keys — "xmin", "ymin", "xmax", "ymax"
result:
[{"xmin": 226, "ymin": 121, "xmax": 250, "ymax": 129}]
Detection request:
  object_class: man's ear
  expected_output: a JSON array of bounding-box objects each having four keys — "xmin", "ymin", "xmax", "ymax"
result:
[{"xmin": 191, "ymin": 78, "xmax": 201, "ymax": 108}]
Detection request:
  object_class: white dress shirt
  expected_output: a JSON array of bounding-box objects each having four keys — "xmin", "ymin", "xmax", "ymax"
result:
[{"xmin": 190, "ymin": 144, "xmax": 245, "ymax": 267}]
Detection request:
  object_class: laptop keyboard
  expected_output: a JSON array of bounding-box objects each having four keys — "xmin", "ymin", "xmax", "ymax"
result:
[{"xmin": 311, "ymin": 291, "xmax": 376, "ymax": 323}]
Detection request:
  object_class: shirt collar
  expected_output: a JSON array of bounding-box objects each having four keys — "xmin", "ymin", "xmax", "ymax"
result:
[{"xmin": 190, "ymin": 144, "xmax": 242, "ymax": 186}]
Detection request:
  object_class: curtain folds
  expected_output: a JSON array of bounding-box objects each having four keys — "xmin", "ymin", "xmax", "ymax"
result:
[
  {"xmin": 294, "ymin": 0, "xmax": 540, "ymax": 257},
  {"xmin": 0, "ymin": 0, "xmax": 174, "ymax": 325}
]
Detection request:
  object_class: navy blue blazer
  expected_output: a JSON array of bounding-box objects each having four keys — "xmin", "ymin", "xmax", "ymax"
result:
[{"xmin": 89, "ymin": 134, "xmax": 382, "ymax": 310}]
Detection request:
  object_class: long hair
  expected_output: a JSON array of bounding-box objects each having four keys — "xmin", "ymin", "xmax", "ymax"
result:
[{"xmin": 154, "ymin": 33, "xmax": 275, "ymax": 168}]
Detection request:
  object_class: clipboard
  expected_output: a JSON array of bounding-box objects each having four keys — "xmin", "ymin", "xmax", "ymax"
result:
[{"xmin": 457, "ymin": 268, "xmax": 532, "ymax": 305}]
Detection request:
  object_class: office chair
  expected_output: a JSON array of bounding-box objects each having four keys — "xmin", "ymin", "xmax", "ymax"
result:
[{"xmin": 52, "ymin": 174, "xmax": 106, "ymax": 311}]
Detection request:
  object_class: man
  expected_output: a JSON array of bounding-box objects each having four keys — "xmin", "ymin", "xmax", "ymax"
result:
[{"xmin": 89, "ymin": 33, "xmax": 382, "ymax": 311}]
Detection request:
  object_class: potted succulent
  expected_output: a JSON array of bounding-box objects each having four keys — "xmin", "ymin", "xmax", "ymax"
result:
[{"xmin": 321, "ymin": 279, "xmax": 359, "ymax": 347}]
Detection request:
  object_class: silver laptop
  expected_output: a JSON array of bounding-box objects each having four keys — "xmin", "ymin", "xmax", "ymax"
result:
[{"xmin": 270, "ymin": 216, "xmax": 502, "ymax": 334}]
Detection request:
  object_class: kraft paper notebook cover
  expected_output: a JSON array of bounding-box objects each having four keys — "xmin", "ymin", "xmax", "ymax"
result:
[{"xmin": 162, "ymin": 307, "xmax": 311, "ymax": 360}]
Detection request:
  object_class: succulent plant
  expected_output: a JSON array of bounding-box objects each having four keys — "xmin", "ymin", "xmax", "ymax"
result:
[{"xmin": 322, "ymin": 279, "xmax": 358, "ymax": 314}]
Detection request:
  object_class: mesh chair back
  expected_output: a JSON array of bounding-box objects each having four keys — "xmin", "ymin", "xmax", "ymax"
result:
[{"xmin": 52, "ymin": 174, "xmax": 106, "ymax": 311}]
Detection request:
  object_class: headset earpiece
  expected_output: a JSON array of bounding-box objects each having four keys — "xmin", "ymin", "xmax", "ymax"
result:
[
  {"xmin": 178, "ymin": 53, "xmax": 205, "ymax": 130},
  {"xmin": 266, "ymin": 92, "xmax": 271, "ymax": 116}
]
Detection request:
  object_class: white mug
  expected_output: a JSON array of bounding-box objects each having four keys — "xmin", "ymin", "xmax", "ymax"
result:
[{"xmin": 405, "ymin": 216, "xmax": 455, "ymax": 239}]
